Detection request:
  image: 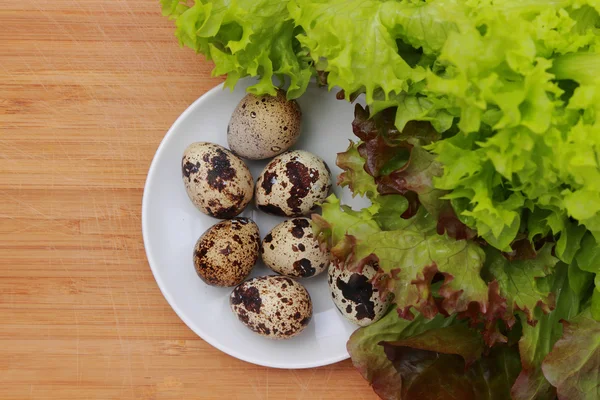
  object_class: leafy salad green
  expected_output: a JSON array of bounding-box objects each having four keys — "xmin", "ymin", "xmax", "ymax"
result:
[{"xmin": 162, "ymin": 0, "xmax": 600, "ymax": 398}]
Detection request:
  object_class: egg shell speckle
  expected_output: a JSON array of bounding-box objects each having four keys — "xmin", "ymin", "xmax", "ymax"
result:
[
  {"xmin": 230, "ymin": 275, "xmax": 312, "ymax": 339},
  {"xmin": 193, "ymin": 218, "xmax": 260, "ymax": 287},
  {"xmin": 227, "ymin": 89, "xmax": 302, "ymax": 160},
  {"xmin": 255, "ymin": 150, "xmax": 331, "ymax": 217},
  {"xmin": 262, "ymin": 218, "xmax": 330, "ymax": 278},
  {"xmin": 182, "ymin": 142, "xmax": 254, "ymax": 218},
  {"xmin": 328, "ymin": 264, "xmax": 390, "ymax": 327}
]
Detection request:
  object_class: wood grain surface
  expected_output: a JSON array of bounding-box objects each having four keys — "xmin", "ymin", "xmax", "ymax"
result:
[{"xmin": 0, "ymin": 1, "xmax": 378, "ymax": 399}]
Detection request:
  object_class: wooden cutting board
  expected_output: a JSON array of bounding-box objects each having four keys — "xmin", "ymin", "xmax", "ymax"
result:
[{"xmin": 0, "ymin": 1, "xmax": 379, "ymax": 399}]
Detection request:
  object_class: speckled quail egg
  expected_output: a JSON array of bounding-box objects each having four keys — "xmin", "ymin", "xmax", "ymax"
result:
[
  {"xmin": 230, "ymin": 275, "xmax": 312, "ymax": 339},
  {"xmin": 182, "ymin": 142, "xmax": 254, "ymax": 219},
  {"xmin": 255, "ymin": 150, "xmax": 331, "ymax": 217},
  {"xmin": 227, "ymin": 89, "xmax": 302, "ymax": 160},
  {"xmin": 328, "ymin": 263, "xmax": 390, "ymax": 326},
  {"xmin": 262, "ymin": 218, "xmax": 329, "ymax": 279},
  {"xmin": 193, "ymin": 218, "xmax": 260, "ymax": 287}
]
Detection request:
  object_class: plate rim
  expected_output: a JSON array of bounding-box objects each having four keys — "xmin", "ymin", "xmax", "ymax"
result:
[{"xmin": 141, "ymin": 82, "xmax": 352, "ymax": 369}]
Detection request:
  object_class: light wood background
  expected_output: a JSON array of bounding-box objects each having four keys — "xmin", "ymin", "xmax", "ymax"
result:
[{"xmin": 0, "ymin": 1, "xmax": 378, "ymax": 399}]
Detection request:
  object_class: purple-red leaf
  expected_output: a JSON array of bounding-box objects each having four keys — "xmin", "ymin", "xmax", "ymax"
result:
[{"xmin": 541, "ymin": 309, "xmax": 600, "ymax": 400}]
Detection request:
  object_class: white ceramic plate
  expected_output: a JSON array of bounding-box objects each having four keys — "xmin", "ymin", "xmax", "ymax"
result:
[{"xmin": 142, "ymin": 80, "xmax": 369, "ymax": 369}]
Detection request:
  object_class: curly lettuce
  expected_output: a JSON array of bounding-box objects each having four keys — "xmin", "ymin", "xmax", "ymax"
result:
[{"xmin": 161, "ymin": 0, "xmax": 312, "ymax": 98}]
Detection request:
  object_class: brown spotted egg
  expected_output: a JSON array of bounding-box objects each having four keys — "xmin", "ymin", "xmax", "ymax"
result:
[
  {"xmin": 255, "ymin": 150, "xmax": 331, "ymax": 217},
  {"xmin": 230, "ymin": 276, "xmax": 312, "ymax": 339},
  {"xmin": 228, "ymin": 89, "xmax": 302, "ymax": 160},
  {"xmin": 262, "ymin": 218, "xmax": 329, "ymax": 278},
  {"xmin": 182, "ymin": 142, "xmax": 254, "ymax": 219},
  {"xmin": 193, "ymin": 218, "xmax": 260, "ymax": 287},
  {"xmin": 328, "ymin": 264, "xmax": 391, "ymax": 327}
]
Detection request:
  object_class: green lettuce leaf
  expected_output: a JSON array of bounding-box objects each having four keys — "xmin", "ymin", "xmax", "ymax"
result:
[
  {"xmin": 542, "ymin": 308, "xmax": 600, "ymax": 400},
  {"xmin": 289, "ymin": 0, "xmax": 426, "ymax": 103},
  {"xmin": 575, "ymin": 233, "xmax": 600, "ymax": 320},
  {"xmin": 165, "ymin": 0, "xmax": 312, "ymax": 98},
  {"xmin": 161, "ymin": 0, "xmax": 191, "ymax": 18},
  {"xmin": 432, "ymin": 136, "xmax": 526, "ymax": 252},
  {"xmin": 555, "ymin": 220, "xmax": 587, "ymax": 264},
  {"xmin": 511, "ymin": 263, "xmax": 581, "ymax": 400},
  {"xmin": 377, "ymin": 93, "xmax": 455, "ymax": 134},
  {"xmin": 484, "ymin": 244, "xmax": 559, "ymax": 326},
  {"xmin": 372, "ymin": 194, "xmax": 411, "ymax": 232},
  {"xmin": 336, "ymin": 141, "xmax": 378, "ymax": 199},
  {"xmin": 318, "ymin": 195, "xmax": 488, "ymax": 320},
  {"xmin": 568, "ymin": 259, "xmax": 595, "ymax": 299},
  {"xmin": 424, "ymin": 7, "xmax": 600, "ymax": 254}
]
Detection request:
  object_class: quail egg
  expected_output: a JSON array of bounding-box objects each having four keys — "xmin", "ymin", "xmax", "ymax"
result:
[
  {"xmin": 193, "ymin": 218, "xmax": 260, "ymax": 287},
  {"xmin": 182, "ymin": 142, "xmax": 254, "ymax": 219},
  {"xmin": 328, "ymin": 263, "xmax": 390, "ymax": 326},
  {"xmin": 262, "ymin": 218, "xmax": 329, "ymax": 278},
  {"xmin": 230, "ymin": 275, "xmax": 312, "ymax": 339},
  {"xmin": 255, "ymin": 150, "xmax": 331, "ymax": 217},
  {"xmin": 228, "ymin": 90, "xmax": 302, "ymax": 160}
]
